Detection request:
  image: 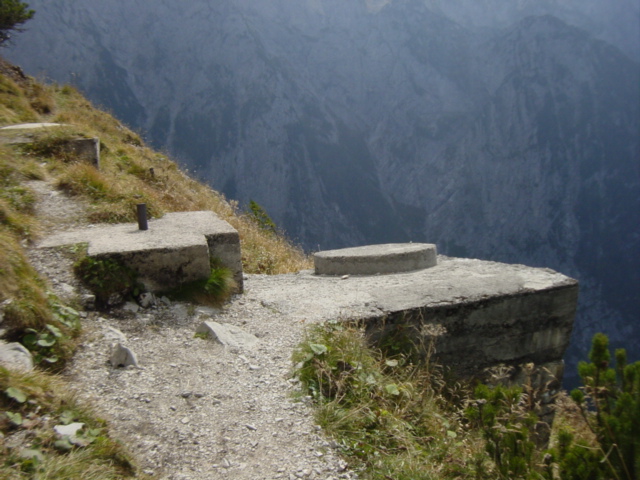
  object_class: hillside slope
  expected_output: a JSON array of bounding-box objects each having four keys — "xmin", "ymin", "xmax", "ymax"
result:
[
  {"xmin": 7, "ymin": 0, "xmax": 639, "ymax": 382},
  {"xmin": 0, "ymin": 60, "xmax": 319, "ymax": 479}
]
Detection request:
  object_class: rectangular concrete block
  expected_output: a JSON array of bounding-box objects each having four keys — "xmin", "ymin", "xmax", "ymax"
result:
[
  {"xmin": 161, "ymin": 212, "xmax": 243, "ymax": 292},
  {"xmin": 40, "ymin": 210, "xmax": 244, "ymax": 294}
]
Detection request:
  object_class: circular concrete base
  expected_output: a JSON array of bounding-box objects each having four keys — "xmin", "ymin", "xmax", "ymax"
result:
[{"xmin": 313, "ymin": 243, "xmax": 437, "ymax": 276}]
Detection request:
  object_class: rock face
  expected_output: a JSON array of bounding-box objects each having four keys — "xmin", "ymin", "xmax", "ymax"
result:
[{"xmin": 8, "ymin": 0, "xmax": 639, "ymax": 380}]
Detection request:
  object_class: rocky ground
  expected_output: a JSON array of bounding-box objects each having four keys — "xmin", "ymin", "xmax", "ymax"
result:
[{"xmin": 26, "ymin": 180, "xmax": 358, "ymax": 480}]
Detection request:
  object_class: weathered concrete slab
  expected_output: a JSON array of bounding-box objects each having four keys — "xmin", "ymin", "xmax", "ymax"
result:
[
  {"xmin": 39, "ymin": 211, "xmax": 243, "ymax": 292},
  {"xmin": 314, "ymin": 243, "xmax": 437, "ymax": 275},
  {"xmin": 244, "ymin": 255, "xmax": 578, "ymax": 384},
  {"xmin": 0, "ymin": 123, "xmax": 100, "ymax": 167},
  {"xmin": 0, "ymin": 122, "xmax": 67, "ymax": 131}
]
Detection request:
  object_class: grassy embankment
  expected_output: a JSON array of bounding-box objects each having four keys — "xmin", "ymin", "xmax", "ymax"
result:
[
  {"xmin": 0, "ymin": 64, "xmax": 310, "ymax": 478},
  {"xmin": 293, "ymin": 322, "xmax": 626, "ymax": 480}
]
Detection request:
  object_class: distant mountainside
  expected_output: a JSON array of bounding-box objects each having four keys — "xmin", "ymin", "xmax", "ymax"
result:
[{"xmin": 8, "ymin": 0, "xmax": 639, "ymax": 380}]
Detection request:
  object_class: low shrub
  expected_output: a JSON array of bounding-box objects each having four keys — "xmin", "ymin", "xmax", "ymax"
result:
[
  {"xmin": 552, "ymin": 333, "xmax": 640, "ymax": 480},
  {"xmin": 165, "ymin": 265, "xmax": 237, "ymax": 306},
  {"xmin": 73, "ymin": 255, "xmax": 141, "ymax": 308},
  {"xmin": 293, "ymin": 321, "xmax": 489, "ymax": 479}
]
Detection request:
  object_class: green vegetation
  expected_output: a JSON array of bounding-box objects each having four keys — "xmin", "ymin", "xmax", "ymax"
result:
[
  {"xmin": 163, "ymin": 262, "xmax": 237, "ymax": 307},
  {"xmin": 248, "ymin": 199, "xmax": 277, "ymax": 234},
  {"xmin": 465, "ymin": 383, "xmax": 542, "ymax": 479},
  {"xmin": 0, "ymin": 0, "xmax": 34, "ymax": 46},
  {"xmin": 552, "ymin": 333, "xmax": 639, "ymax": 480},
  {"xmin": 293, "ymin": 321, "xmax": 490, "ymax": 479},
  {"xmin": 294, "ymin": 324, "xmax": 632, "ymax": 479},
  {"xmin": 1, "ymin": 367, "xmax": 150, "ymax": 479},
  {"xmin": 73, "ymin": 255, "xmax": 141, "ymax": 308}
]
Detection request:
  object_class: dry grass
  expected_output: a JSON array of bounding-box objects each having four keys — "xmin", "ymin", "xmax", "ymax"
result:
[{"xmin": 26, "ymin": 84, "xmax": 312, "ymax": 273}]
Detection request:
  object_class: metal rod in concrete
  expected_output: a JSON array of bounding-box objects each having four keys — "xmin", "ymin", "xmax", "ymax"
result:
[{"xmin": 136, "ymin": 203, "xmax": 148, "ymax": 231}]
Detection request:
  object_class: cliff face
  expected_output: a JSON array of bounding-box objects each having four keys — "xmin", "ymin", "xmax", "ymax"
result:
[{"xmin": 8, "ymin": 0, "xmax": 639, "ymax": 379}]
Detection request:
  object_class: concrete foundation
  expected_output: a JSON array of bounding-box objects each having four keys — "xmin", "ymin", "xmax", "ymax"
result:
[
  {"xmin": 0, "ymin": 123, "xmax": 100, "ymax": 168},
  {"xmin": 39, "ymin": 211, "xmax": 243, "ymax": 292}
]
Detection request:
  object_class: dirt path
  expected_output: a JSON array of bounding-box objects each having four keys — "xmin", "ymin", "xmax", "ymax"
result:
[{"xmin": 27, "ymin": 180, "xmax": 356, "ymax": 480}]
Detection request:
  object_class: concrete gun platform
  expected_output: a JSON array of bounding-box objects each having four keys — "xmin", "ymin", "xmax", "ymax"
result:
[
  {"xmin": 38, "ymin": 211, "xmax": 243, "ymax": 292},
  {"xmin": 314, "ymin": 243, "xmax": 437, "ymax": 275},
  {"xmin": 248, "ymin": 255, "xmax": 578, "ymax": 384}
]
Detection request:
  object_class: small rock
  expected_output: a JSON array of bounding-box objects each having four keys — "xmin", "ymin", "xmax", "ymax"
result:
[
  {"xmin": 104, "ymin": 327, "xmax": 127, "ymax": 344},
  {"xmin": 81, "ymin": 294, "xmax": 96, "ymax": 310},
  {"xmin": 59, "ymin": 283, "xmax": 75, "ymax": 296},
  {"xmin": 138, "ymin": 292, "xmax": 156, "ymax": 308},
  {"xmin": 54, "ymin": 422, "xmax": 84, "ymax": 438},
  {"xmin": 195, "ymin": 306, "xmax": 221, "ymax": 317},
  {"xmin": 0, "ymin": 341, "xmax": 33, "ymax": 371},
  {"xmin": 109, "ymin": 343, "xmax": 138, "ymax": 368},
  {"xmin": 122, "ymin": 302, "xmax": 140, "ymax": 313},
  {"xmin": 195, "ymin": 321, "xmax": 259, "ymax": 348},
  {"xmin": 0, "ymin": 299, "xmax": 12, "ymax": 322},
  {"xmin": 245, "ymin": 424, "xmax": 257, "ymax": 431}
]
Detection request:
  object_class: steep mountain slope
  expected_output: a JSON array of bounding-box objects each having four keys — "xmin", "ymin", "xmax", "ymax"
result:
[{"xmin": 7, "ymin": 0, "xmax": 639, "ymax": 379}]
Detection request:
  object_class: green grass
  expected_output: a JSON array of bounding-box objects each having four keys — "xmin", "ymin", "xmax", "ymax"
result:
[
  {"xmin": 165, "ymin": 265, "xmax": 237, "ymax": 306},
  {"xmin": 292, "ymin": 321, "xmax": 604, "ymax": 480},
  {"xmin": 0, "ymin": 367, "xmax": 151, "ymax": 480},
  {"xmin": 293, "ymin": 321, "xmax": 491, "ymax": 479}
]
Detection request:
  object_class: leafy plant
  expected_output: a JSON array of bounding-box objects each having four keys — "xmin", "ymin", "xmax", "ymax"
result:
[
  {"xmin": 16, "ymin": 299, "xmax": 79, "ymax": 370},
  {"xmin": 74, "ymin": 255, "xmax": 141, "ymax": 308},
  {"xmin": 1, "ymin": 367, "xmax": 147, "ymax": 479}
]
